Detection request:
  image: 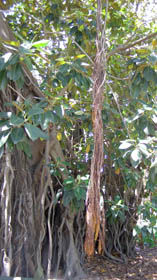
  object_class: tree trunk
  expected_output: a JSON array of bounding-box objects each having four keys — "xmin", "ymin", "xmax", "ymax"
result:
[
  {"xmin": 84, "ymin": 0, "xmax": 106, "ymax": 256},
  {"xmin": 0, "ymin": 11, "xmax": 85, "ymax": 279}
]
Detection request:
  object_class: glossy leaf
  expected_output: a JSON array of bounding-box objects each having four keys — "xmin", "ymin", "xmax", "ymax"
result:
[
  {"xmin": 24, "ymin": 123, "xmax": 49, "ymax": 141},
  {"xmin": 119, "ymin": 141, "xmax": 134, "ymax": 150},
  {"xmin": 130, "ymin": 148, "xmax": 142, "ymax": 168},
  {"xmin": 143, "ymin": 67, "xmax": 156, "ymax": 82},
  {"xmin": 138, "ymin": 143, "xmax": 150, "ymax": 157},
  {"xmin": 0, "ymin": 112, "xmax": 12, "ymax": 119},
  {"xmin": 9, "ymin": 114, "xmax": 24, "ymax": 126},
  {"xmin": 28, "ymin": 106, "xmax": 44, "ymax": 117},
  {"xmin": 0, "ymin": 129, "xmax": 11, "ymax": 148},
  {"xmin": 0, "ymin": 70, "xmax": 8, "ymax": 90},
  {"xmin": 74, "ymin": 186, "xmax": 86, "ymax": 200},
  {"xmin": 0, "ymin": 146, "xmax": 4, "ymax": 159},
  {"xmin": 74, "ymin": 110, "xmax": 84, "ymax": 116},
  {"xmin": 16, "ymin": 76, "xmax": 25, "ymax": 88},
  {"xmin": 53, "ymin": 105, "xmax": 63, "ymax": 118},
  {"xmin": 11, "ymin": 127, "xmax": 24, "ymax": 144},
  {"xmin": 31, "ymin": 40, "xmax": 49, "ymax": 48},
  {"xmin": 8, "ymin": 54, "xmax": 20, "ymax": 65},
  {"xmin": 63, "ymin": 190, "xmax": 74, "ymax": 206},
  {"xmin": 17, "ymin": 141, "xmax": 32, "ymax": 158}
]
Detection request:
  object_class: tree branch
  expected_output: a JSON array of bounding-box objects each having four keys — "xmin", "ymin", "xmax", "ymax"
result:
[
  {"xmin": 107, "ymin": 32, "xmax": 157, "ymax": 60},
  {"xmin": 73, "ymin": 39, "xmax": 94, "ymax": 65}
]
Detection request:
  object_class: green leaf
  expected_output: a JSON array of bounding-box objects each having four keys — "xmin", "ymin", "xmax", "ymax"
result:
[
  {"xmin": 134, "ymin": 73, "xmax": 142, "ymax": 85},
  {"xmin": 72, "ymin": 60, "xmax": 87, "ymax": 73},
  {"xmin": 64, "ymin": 176, "xmax": 75, "ymax": 185},
  {"xmin": 31, "ymin": 114, "xmax": 44, "ymax": 126},
  {"xmin": 143, "ymin": 67, "xmax": 156, "ymax": 82},
  {"xmin": 130, "ymin": 148, "xmax": 142, "ymax": 168},
  {"xmin": 41, "ymin": 111, "xmax": 56, "ymax": 129},
  {"xmin": 143, "ymin": 122, "xmax": 155, "ymax": 136},
  {"xmin": 9, "ymin": 114, "xmax": 24, "ymax": 126},
  {"xmin": 59, "ymin": 63, "xmax": 70, "ymax": 73},
  {"xmin": 38, "ymin": 100, "xmax": 48, "ymax": 108},
  {"xmin": 152, "ymin": 71, "xmax": 157, "ymax": 85},
  {"xmin": 7, "ymin": 63, "xmax": 23, "ymax": 81},
  {"xmin": 0, "ymin": 146, "xmax": 4, "ymax": 158},
  {"xmin": 0, "ymin": 70, "xmax": 8, "ymax": 90},
  {"xmin": 7, "ymin": 65, "xmax": 15, "ymax": 80},
  {"xmin": 81, "ymin": 76, "xmax": 90, "ymax": 89},
  {"xmin": 24, "ymin": 123, "xmax": 49, "ymax": 141},
  {"xmin": 0, "ymin": 129, "xmax": 11, "ymax": 148},
  {"xmin": 132, "ymin": 85, "xmax": 141, "ymax": 98},
  {"xmin": 140, "ymin": 79, "xmax": 148, "ymax": 92},
  {"xmin": 118, "ymin": 211, "xmax": 125, "ymax": 223},
  {"xmin": 148, "ymin": 55, "xmax": 157, "ymax": 64},
  {"xmin": 0, "ymin": 120, "xmax": 11, "ymax": 131},
  {"xmin": 28, "ymin": 105, "xmax": 44, "ymax": 117},
  {"xmin": 16, "ymin": 76, "xmax": 25, "ymax": 88},
  {"xmin": 52, "ymin": 78, "xmax": 60, "ymax": 88},
  {"xmin": 75, "ymin": 72, "xmax": 84, "ymax": 87},
  {"xmin": 32, "ymin": 40, "xmax": 49, "ymax": 48},
  {"xmin": 131, "ymin": 148, "xmax": 142, "ymax": 162},
  {"xmin": 11, "ymin": 127, "xmax": 24, "ymax": 144},
  {"xmin": 138, "ymin": 143, "xmax": 150, "ymax": 157},
  {"xmin": 24, "ymin": 98, "xmax": 32, "ymax": 107},
  {"xmin": 74, "ymin": 186, "xmax": 86, "ymax": 200},
  {"xmin": 74, "ymin": 110, "xmax": 84, "ymax": 116},
  {"xmin": 8, "ymin": 54, "xmax": 20, "ymax": 65},
  {"xmin": 17, "ymin": 141, "xmax": 32, "ymax": 158},
  {"xmin": 152, "ymin": 114, "xmax": 157, "ymax": 124},
  {"xmin": 7, "ymin": 135, "xmax": 14, "ymax": 150},
  {"xmin": 69, "ymin": 69, "xmax": 77, "ymax": 78},
  {"xmin": 142, "ymin": 103, "xmax": 152, "ymax": 111},
  {"xmin": 0, "ymin": 57, "xmax": 5, "ymax": 70},
  {"xmin": 70, "ymin": 26, "xmax": 78, "ymax": 35},
  {"xmin": 19, "ymin": 46, "xmax": 32, "ymax": 55},
  {"xmin": 2, "ymin": 52, "xmax": 12, "ymax": 64},
  {"xmin": 0, "ymin": 112, "xmax": 12, "ymax": 119},
  {"xmin": 75, "ymin": 30, "xmax": 83, "ymax": 43},
  {"xmin": 119, "ymin": 141, "xmax": 134, "ymax": 149},
  {"xmin": 23, "ymin": 56, "xmax": 33, "ymax": 70},
  {"xmin": 12, "ymin": 64, "xmax": 23, "ymax": 81},
  {"xmin": 63, "ymin": 75, "xmax": 71, "ymax": 86},
  {"xmin": 54, "ymin": 105, "xmax": 63, "ymax": 118},
  {"xmin": 56, "ymin": 72, "xmax": 70, "ymax": 86},
  {"xmin": 63, "ymin": 190, "xmax": 74, "ymax": 206}
]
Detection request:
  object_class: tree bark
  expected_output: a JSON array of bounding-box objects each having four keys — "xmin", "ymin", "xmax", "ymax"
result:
[
  {"xmin": 0, "ymin": 11, "xmax": 85, "ymax": 279},
  {"xmin": 84, "ymin": 0, "xmax": 106, "ymax": 256}
]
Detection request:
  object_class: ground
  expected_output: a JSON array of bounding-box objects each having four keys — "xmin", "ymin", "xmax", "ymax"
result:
[{"xmin": 84, "ymin": 246, "xmax": 157, "ymax": 280}]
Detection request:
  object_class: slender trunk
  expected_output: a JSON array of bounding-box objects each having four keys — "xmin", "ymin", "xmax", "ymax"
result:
[{"xmin": 84, "ymin": 0, "xmax": 108, "ymax": 256}]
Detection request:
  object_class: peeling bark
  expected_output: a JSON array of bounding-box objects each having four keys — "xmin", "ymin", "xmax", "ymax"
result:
[{"xmin": 84, "ymin": 0, "xmax": 106, "ymax": 256}]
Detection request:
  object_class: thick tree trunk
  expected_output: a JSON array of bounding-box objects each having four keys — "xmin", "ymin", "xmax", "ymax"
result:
[{"xmin": 0, "ymin": 11, "xmax": 85, "ymax": 279}]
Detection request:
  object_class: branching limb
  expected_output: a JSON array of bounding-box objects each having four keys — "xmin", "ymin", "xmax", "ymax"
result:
[
  {"xmin": 8, "ymin": 84, "xmax": 25, "ymax": 101},
  {"xmin": 107, "ymin": 32, "xmax": 157, "ymax": 59},
  {"xmin": 73, "ymin": 40, "xmax": 94, "ymax": 65}
]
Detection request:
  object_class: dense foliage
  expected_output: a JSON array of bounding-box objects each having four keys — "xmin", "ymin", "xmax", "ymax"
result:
[{"xmin": 0, "ymin": 0, "xmax": 156, "ymax": 278}]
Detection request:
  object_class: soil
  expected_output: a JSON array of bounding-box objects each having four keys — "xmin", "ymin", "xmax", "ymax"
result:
[{"xmin": 83, "ymin": 246, "xmax": 157, "ymax": 280}]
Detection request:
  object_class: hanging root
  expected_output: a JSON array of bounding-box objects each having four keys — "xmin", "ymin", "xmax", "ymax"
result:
[
  {"xmin": 1, "ymin": 151, "xmax": 14, "ymax": 276},
  {"xmin": 64, "ymin": 213, "xmax": 86, "ymax": 280}
]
